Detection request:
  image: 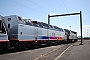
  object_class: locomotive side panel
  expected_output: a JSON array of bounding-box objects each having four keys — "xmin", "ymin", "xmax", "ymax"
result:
[
  {"xmin": 18, "ymin": 24, "xmax": 35, "ymax": 41},
  {"xmin": 49, "ymin": 29, "xmax": 56, "ymax": 40},
  {"xmin": 38, "ymin": 28, "xmax": 48, "ymax": 40},
  {"xmin": 60, "ymin": 30, "xmax": 66, "ymax": 40}
]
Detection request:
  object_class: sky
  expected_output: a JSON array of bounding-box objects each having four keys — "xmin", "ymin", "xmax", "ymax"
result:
[{"xmin": 0, "ymin": 0, "xmax": 90, "ymax": 37}]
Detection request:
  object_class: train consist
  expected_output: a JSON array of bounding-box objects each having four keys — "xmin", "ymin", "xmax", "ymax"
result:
[{"xmin": 0, "ymin": 15, "xmax": 77, "ymax": 51}]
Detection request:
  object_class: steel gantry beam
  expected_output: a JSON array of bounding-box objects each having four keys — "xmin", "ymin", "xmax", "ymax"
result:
[{"xmin": 48, "ymin": 11, "xmax": 83, "ymax": 45}]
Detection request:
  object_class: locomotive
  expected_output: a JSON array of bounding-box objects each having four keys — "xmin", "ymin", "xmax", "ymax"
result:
[
  {"xmin": 0, "ymin": 15, "xmax": 77, "ymax": 50},
  {"xmin": 64, "ymin": 29, "xmax": 77, "ymax": 43},
  {"xmin": 0, "ymin": 15, "xmax": 9, "ymax": 51}
]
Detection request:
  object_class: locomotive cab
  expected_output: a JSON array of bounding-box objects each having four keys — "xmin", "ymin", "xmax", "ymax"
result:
[{"xmin": 0, "ymin": 15, "xmax": 8, "ymax": 51}]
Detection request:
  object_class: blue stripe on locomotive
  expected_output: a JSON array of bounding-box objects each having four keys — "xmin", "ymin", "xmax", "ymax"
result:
[{"xmin": 41, "ymin": 36, "xmax": 49, "ymax": 39}]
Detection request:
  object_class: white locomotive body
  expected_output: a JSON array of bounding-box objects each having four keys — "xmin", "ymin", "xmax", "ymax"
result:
[
  {"xmin": 3, "ymin": 15, "xmax": 67, "ymax": 48},
  {"xmin": 0, "ymin": 15, "xmax": 77, "ymax": 50}
]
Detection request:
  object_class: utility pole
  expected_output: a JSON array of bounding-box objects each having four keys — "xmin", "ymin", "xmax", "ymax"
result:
[
  {"xmin": 87, "ymin": 30, "xmax": 88, "ymax": 37},
  {"xmin": 69, "ymin": 26, "xmax": 71, "ymax": 30}
]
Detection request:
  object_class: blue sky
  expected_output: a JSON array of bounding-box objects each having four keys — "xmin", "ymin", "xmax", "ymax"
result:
[{"xmin": 0, "ymin": 0, "xmax": 90, "ymax": 37}]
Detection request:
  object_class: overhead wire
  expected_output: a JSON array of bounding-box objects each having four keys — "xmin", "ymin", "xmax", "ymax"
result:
[
  {"xmin": 28, "ymin": 0, "xmax": 69, "ymax": 14},
  {"xmin": 10, "ymin": 0, "xmax": 44, "ymax": 14},
  {"xmin": 61, "ymin": 0, "xmax": 69, "ymax": 13},
  {"xmin": 28, "ymin": 0, "xmax": 51, "ymax": 13},
  {"xmin": 10, "ymin": 0, "xmax": 68, "ymax": 15}
]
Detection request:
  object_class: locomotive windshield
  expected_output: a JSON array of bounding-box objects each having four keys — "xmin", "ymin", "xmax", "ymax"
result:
[{"xmin": 0, "ymin": 20, "xmax": 6, "ymax": 34}]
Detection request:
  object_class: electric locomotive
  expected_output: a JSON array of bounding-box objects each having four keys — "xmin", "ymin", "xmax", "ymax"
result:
[
  {"xmin": 2, "ymin": 15, "xmax": 66, "ymax": 49},
  {"xmin": 0, "ymin": 15, "xmax": 77, "ymax": 50}
]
